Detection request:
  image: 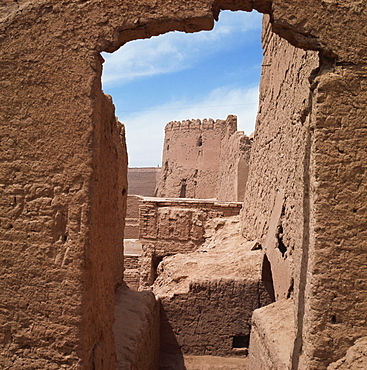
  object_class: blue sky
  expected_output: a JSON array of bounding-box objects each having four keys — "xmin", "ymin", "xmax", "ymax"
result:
[{"xmin": 101, "ymin": 10, "xmax": 263, "ymax": 167}]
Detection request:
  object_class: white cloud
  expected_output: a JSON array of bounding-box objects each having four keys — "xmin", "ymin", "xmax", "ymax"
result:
[
  {"xmin": 119, "ymin": 85, "xmax": 259, "ymax": 167},
  {"xmin": 102, "ymin": 10, "xmax": 262, "ymax": 87}
]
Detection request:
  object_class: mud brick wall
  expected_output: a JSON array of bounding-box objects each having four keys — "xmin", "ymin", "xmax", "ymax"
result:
[
  {"xmin": 123, "ymin": 256, "xmax": 140, "ymax": 290},
  {"xmin": 156, "ymin": 115, "xmax": 252, "ymax": 201},
  {"xmin": 1, "ymin": 0, "xmax": 366, "ymax": 368},
  {"xmin": 153, "ymin": 220, "xmax": 276, "ymax": 364},
  {"xmin": 127, "ymin": 167, "xmax": 161, "ymax": 197},
  {"xmin": 217, "ymin": 117, "xmax": 252, "ymax": 202},
  {"xmin": 0, "ymin": 64, "xmax": 127, "ymax": 370},
  {"xmin": 159, "ymin": 279, "xmax": 265, "ymax": 357},
  {"xmin": 114, "ymin": 287, "xmax": 160, "ymax": 370},
  {"xmin": 300, "ymin": 58, "xmax": 367, "ymax": 369},
  {"xmin": 242, "ymin": 13, "xmax": 367, "ymax": 370},
  {"xmin": 124, "ymin": 195, "xmax": 142, "ymax": 239},
  {"xmin": 156, "ymin": 118, "xmax": 226, "ymax": 199},
  {"xmin": 139, "ymin": 198, "xmax": 242, "ymax": 253},
  {"xmin": 139, "ymin": 198, "xmax": 242, "ymax": 285},
  {"xmin": 242, "ymin": 16, "xmax": 319, "ymax": 302}
]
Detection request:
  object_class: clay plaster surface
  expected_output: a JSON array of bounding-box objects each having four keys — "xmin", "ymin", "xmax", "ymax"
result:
[
  {"xmin": 184, "ymin": 355, "xmax": 248, "ymax": 369},
  {"xmin": 113, "ymin": 284, "xmax": 159, "ymax": 370},
  {"xmin": 139, "ymin": 197, "xmax": 242, "ymax": 286},
  {"xmin": 154, "ymin": 216, "xmax": 273, "ymax": 358},
  {"xmin": 127, "ymin": 167, "xmax": 161, "ymax": 197},
  {"xmin": 242, "ymin": 16, "xmax": 319, "ymax": 302},
  {"xmin": 249, "ymin": 299, "xmax": 295, "ymax": 369},
  {"xmin": 327, "ymin": 336, "xmax": 367, "ymax": 370},
  {"xmin": 157, "ymin": 118, "xmax": 228, "ymax": 199},
  {"xmin": 1, "ymin": 0, "xmax": 367, "ymax": 368},
  {"xmin": 157, "ymin": 115, "xmax": 251, "ymax": 201}
]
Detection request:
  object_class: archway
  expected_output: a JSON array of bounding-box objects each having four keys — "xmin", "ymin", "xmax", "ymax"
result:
[{"xmin": 1, "ymin": 1, "xmax": 366, "ymax": 369}]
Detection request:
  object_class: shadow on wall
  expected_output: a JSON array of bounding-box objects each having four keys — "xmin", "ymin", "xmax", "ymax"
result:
[
  {"xmin": 261, "ymin": 254, "xmax": 276, "ymax": 303},
  {"xmin": 159, "ymin": 307, "xmax": 186, "ymax": 370}
]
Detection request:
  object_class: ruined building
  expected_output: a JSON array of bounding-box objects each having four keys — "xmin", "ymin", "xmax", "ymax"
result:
[
  {"xmin": 156, "ymin": 115, "xmax": 251, "ymax": 201},
  {"xmin": 1, "ymin": 0, "xmax": 367, "ymax": 369}
]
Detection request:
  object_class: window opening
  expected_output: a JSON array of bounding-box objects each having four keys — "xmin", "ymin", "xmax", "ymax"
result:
[{"xmin": 232, "ymin": 335, "xmax": 250, "ymax": 348}]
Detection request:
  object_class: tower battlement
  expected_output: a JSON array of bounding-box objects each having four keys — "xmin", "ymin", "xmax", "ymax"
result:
[{"xmin": 164, "ymin": 117, "xmax": 237, "ymax": 132}]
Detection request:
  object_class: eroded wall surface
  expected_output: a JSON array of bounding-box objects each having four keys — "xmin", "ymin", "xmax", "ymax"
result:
[
  {"xmin": 242, "ymin": 15, "xmax": 319, "ymax": 301},
  {"xmin": 124, "ymin": 195, "xmax": 141, "ymax": 239},
  {"xmin": 300, "ymin": 56, "xmax": 367, "ymax": 369},
  {"xmin": 217, "ymin": 121, "xmax": 252, "ymax": 202},
  {"xmin": 0, "ymin": 68, "xmax": 127, "ymax": 370},
  {"xmin": 127, "ymin": 167, "xmax": 161, "ymax": 197},
  {"xmin": 243, "ymin": 12, "xmax": 367, "ymax": 370},
  {"xmin": 1, "ymin": 0, "xmax": 367, "ymax": 368},
  {"xmin": 0, "ymin": 1, "xmax": 217, "ymax": 367},
  {"xmin": 156, "ymin": 118, "xmax": 226, "ymax": 199},
  {"xmin": 139, "ymin": 198, "xmax": 242, "ymax": 286},
  {"xmin": 157, "ymin": 115, "xmax": 251, "ymax": 201},
  {"xmin": 153, "ymin": 218, "xmax": 273, "ymax": 362}
]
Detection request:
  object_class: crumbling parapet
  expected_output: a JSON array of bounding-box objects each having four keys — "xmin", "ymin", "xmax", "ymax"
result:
[{"xmin": 138, "ymin": 197, "xmax": 242, "ymax": 286}]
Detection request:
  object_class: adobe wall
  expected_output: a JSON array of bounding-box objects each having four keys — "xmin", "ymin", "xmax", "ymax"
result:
[
  {"xmin": 242, "ymin": 15, "xmax": 319, "ymax": 301},
  {"xmin": 125, "ymin": 168, "xmax": 160, "ymax": 240},
  {"xmin": 127, "ymin": 167, "xmax": 161, "ymax": 197},
  {"xmin": 1, "ymin": 0, "xmax": 366, "ymax": 368},
  {"xmin": 0, "ymin": 58, "xmax": 127, "ymax": 370},
  {"xmin": 156, "ymin": 115, "xmax": 251, "ymax": 201},
  {"xmin": 113, "ymin": 286, "xmax": 160, "ymax": 370},
  {"xmin": 153, "ymin": 218, "xmax": 274, "ymax": 363},
  {"xmin": 156, "ymin": 118, "xmax": 226, "ymax": 199},
  {"xmin": 242, "ymin": 13, "xmax": 367, "ymax": 370},
  {"xmin": 124, "ymin": 195, "xmax": 141, "ymax": 239},
  {"xmin": 301, "ymin": 54, "xmax": 367, "ymax": 369},
  {"xmin": 217, "ymin": 123, "xmax": 252, "ymax": 202},
  {"xmin": 139, "ymin": 197, "xmax": 242, "ymax": 286}
]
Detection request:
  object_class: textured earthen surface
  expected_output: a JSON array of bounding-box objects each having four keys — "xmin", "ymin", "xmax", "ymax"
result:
[
  {"xmin": 299, "ymin": 58, "xmax": 367, "ymax": 370},
  {"xmin": 0, "ymin": 87, "xmax": 127, "ymax": 369},
  {"xmin": 327, "ymin": 337, "xmax": 367, "ymax": 370},
  {"xmin": 113, "ymin": 284, "xmax": 160, "ymax": 370},
  {"xmin": 127, "ymin": 167, "xmax": 161, "ymax": 197},
  {"xmin": 184, "ymin": 355, "xmax": 248, "ymax": 369},
  {"xmin": 249, "ymin": 299, "xmax": 295, "ymax": 369},
  {"xmin": 123, "ymin": 239, "xmax": 143, "ymax": 291},
  {"xmin": 1, "ymin": 0, "xmax": 367, "ymax": 368},
  {"xmin": 139, "ymin": 197, "xmax": 242, "ymax": 286},
  {"xmin": 157, "ymin": 115, "xmax": 251, "ymax": 201},
  {"xmin": 157, "ymin": 117, "xmax": 229, "ymax": 199},
  {"xmin": 242, "ymin": 16, "xmax": 319, "ymax": 301},
  {"xmin": 244, "ymin": 13, "xmax": 367, "ymax": 370},
  {"xmin": 153, "ymin": 216, "xmax": 273, "ymax": 361},
  {"xmin": 217, "ymin": 120, "xmax": 252, "ymax": 202},
  {"xmin": 124, "ymin": 195, "xmax": 142, "ymax": 239}
]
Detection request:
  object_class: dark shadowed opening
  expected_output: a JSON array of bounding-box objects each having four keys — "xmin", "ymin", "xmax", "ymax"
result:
[
  {"xmin": 261, "ymin": 254, "xmax": 276, "ymax": 302},
  {"xmin": 232, "ymin": 335, "xmax": 250, "ymax": 348}
]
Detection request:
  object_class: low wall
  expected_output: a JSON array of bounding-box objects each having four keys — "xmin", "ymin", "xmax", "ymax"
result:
[
  {"xmin": 124, "ymin": 195, "xmax": 142, "ymax": 239},
  {"xmin": 124, "ymin": 239, "xmax": 143, "ymax": 290},
  {"xmin": 139, "ymin": 197, "xmax": 242, "ymax": 286},
  {"xmin": 127, "ymin": 167, "xmax": 161, "ymax": 197}
]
